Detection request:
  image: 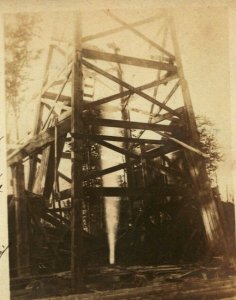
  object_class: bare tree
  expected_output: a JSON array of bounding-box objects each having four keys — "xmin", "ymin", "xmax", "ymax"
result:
[
  {"xmin": 196, "ymin": 115, "xmax": 223, "ymax": 185},
  {"xmin": 5, "ymin": 13, "xmax": 42, "ymax": 141}
]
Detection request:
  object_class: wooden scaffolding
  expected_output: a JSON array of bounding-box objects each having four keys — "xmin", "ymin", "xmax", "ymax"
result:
[{"xmin": 7, "ymin": 9, "xmax": 234, "ymax": 292}]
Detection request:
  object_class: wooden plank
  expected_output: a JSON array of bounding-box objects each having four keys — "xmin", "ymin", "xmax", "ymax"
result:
[
  {"xmin": 44, "ymin": 135, "xmax": 66, "ymax": 202},
  {"xmin": 70, "ymin": 13, "xmax": 85, "ymax": 292},
  {"xmin": 42, "ymin": 70, "xmax": 72, "ymax": 130},
  {"xmin": 78, "ymin": 133, "xmax": 165, "ymax": 145},
  {"xmin": 82, "ymin": 13, "xmax": 163, "ymax": 42},
  {"xmin": 43, "ymin": 75, "xmax": 177, "ymax": 109},
  {"xmin": 106, "ymin": 10, "xmax": 175, "ymax": 59},
  {"xmin": 7, "ymin": 109, "xmax": 182, "ymax": 168},
  {"xmin": 61, "ymin": 152, "xmax": 71, "ymax": 159},
  {"xmin": 144, "ymin": 143, "xmax": 180, "ymax": 158},
  {"xmin": 11, "ymin": 163, "xmax": 30, "ymax": 277},
  {"xmin": 82, "ymin": 59, "xmax": 179, "ymax": 117},
  {"xmin": 84, "ymin": 118, "xmax": 175, "ymax": 132},
  {"xmin": 84, "ymin": 162, "xmax": 130, "ymax": 180},
  {"xmin": 92, "ymin": 138, "xmax": 139, "ymax": 159},
  {"xmin": 153, "ymin": 107, "xmax": 184, "ymax": 123},
  {"xmin": 41, "ymin": 211, "xmax": 68, "ymax": 229},
  {"xmin": 82, "ymin": 48, "xmax": 177, "ymax": 72},
  {"xmin": 7, "ymin": 112, "xmax": 176, "ymax": 166},
  {"xmin": 7, "ymin": 112, "xmax": 71, "ymax": 166},
  {"xmin": 42, "ymin": 92, "xmax": 71, "ymax": 105},
  {"xmin": 32, "ymin": 146, "xmax": 52, "ymax": 195},
  {"xmin": 30, "ymin": 132, "xmax": 66, "ymax": 202},
  {"xmin": 41, "ymin": 99, "xmax": 71, "ymax": 112},
  {"xmin": 155, "ymin": 80, "xmax": 180, "ymax": 116},
  {"xmin": 41, "ymin": 101, "xmax": 59, "ymax": 114},
  {"xmin": 84, "ymin": 74, "xmax": 178, "ymax": 109},
  {"xmin": 48, "ymin": 210, "xmax": 70, "ymax": 226},
  {"xmin": 58, "ymin": 171, "xmax": 72, "ymax": 183},
  {"xmin": 59, "ymin": 185, "xmax": 180, "ymax": 199}
]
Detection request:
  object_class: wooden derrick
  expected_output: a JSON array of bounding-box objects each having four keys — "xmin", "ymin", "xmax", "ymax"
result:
[{"xmin": 6, "ymin": 8, "xmax": 235, "ymax": 286}]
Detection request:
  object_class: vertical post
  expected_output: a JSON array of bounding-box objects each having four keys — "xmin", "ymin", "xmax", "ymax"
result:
[
  {"xmin": 28, "ymin": 45, "xmax": 54, "ymax": 191},
  {"xmin": 11, "ymin": 163, "xmax": 30, "ymax": 277},
  {"xmin": 71, "ymin": 11, "xmax": 85, "ymax": 291},
  {"xmin": 168, "ymin": 12, "xmax": 199, "ymax": 145}
]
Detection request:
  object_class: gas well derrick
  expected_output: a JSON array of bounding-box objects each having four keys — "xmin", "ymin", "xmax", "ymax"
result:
[{"xmin": 7, "ymin": 9, "xmax": 234, "ymax": 288}]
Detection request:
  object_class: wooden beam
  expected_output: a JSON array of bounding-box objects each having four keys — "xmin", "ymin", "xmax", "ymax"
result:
[
  {"xmin": 153, "ymin": 107, "xmax": 184, "ymax": 123},
  {"xmin": 8, "ymin": 114, "xmax": 70, "ymax": 166},
  {"xmin": 59, "ymin": 185, "xmax": 180, "ymax": 199},
  {"xmin": 7, "ymin": 109, "xmax": 183, "ymax": 167},
  {"xmin": 158, "ymin": 131, "xmax": 208, "ymax": 158},
  {"xmin": 11, "ymin": 163, "xmax": 30, "ymax": 277},
  {"xmin": 42, "ymin": 211, "xmax": 68, "ymax": 230},
  {"xmin": 82, "ymin": 48, "xmax": 177, "ymax": 72},
  {"xmin": 61, "ymin": 152, "xmax": 71, "ymax": 159},
  {"xmin": 70, "ymin": 13, "xmax": 85, "ymax": 291},
  {"xmin": 41, "ymin": 98, "xmax": 71, "ymax": 111},
  {"xmin": 48, "ymin": 210, "xmax": 70, "ymax": 226},
  {"xmin": 44, "ymin": 135, "xmax": 66, "ymax": 201},
  {"xmin": 42, "ymin": 69, "xmax": 72, "ymax": 130},
  {"xmin": 84, "ymin": 74, "xmax": 177, "ymax": 109},
  {"xmin": 82, "ymin": 13, "xmax": 163, "ymax": 42},
  {"xmin": 154, "ymin": 80, "xmax": 180, "ymax": 120},
  {"xmin": 82, "ymin": 59, "xmax": 179, "ymax": 117},
  {"xmin": 42, "ymin": 92, "xmax": 71, "ymax": 105},
  {"xmin": 84, "ymin": 118, "xmax": 175, "ymax": 132},
  {"xmin": 58, "ymin": 171, "xmax": 72, "ymax": 183},
  {"xmin": 84, "ymin": 162, "xmax": 133, "ymax": 180},
  {"xmin": 106, "ymin": 10, "xmax": 175, "ymax": 59},
  {"xmin": 77, "ymin": 133, "xmax": 165, "ymax": 145},
  {"xmin": 92, "ymin": 138, "xmax": 139, "ymax": 159},
  {"xmin": 41, "ymin": 101, "xmax": 59, "ymax": 115},
  {"xmin": 7, "ymin": 111, "xmax": 177, "ymax": 166},
  {"xmin": 144, "ymin": 143, "xmax": 180, "ymax": 158},
  {"xmin": 32, "ymin": 146, "xmax": 52, "ymax": 195}
]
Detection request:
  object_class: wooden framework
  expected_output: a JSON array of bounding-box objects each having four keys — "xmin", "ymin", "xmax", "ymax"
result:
[{"xmin": 7, "ymin": 9, "xmax": 234, "ymax": 291}]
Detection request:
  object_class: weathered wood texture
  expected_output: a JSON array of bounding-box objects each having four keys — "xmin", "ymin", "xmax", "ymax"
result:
[
  {"xmin": 70, "ymin": 13, "xmax": 85, "ymax": 292},
  {"xmin": 59, "ymin": 185, "xmax": 181, "ymax": 199},
  {"xmin": 82, "ymin": 48, "xmax": 177, "ymax": 71},
  {"xmin": 82, "ymin": 59, "xmax": 179, "ymax": 117},
  {"xmin": 11, "ymin": 163, "xmax": 30, "ymax": 277}
]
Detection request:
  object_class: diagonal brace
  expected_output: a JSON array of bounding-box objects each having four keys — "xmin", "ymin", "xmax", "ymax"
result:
[{"xmin": 82, "ymin": 59, "xmax": 180, "ymax": 117}]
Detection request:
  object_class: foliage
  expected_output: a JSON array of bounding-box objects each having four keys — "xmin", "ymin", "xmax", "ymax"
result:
[
  {"xmin": 5, "ymin": 13, "xmax": 42, "ymax": 140},
  {"xmin": 196, "ymin": 115, "xmax": 223, "ymax": 184}
]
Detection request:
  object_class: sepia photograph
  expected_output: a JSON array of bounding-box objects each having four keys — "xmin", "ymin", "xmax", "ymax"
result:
[{"xmin": 0, "ymin": 1, "xmax": 236, "ymax": 299}]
